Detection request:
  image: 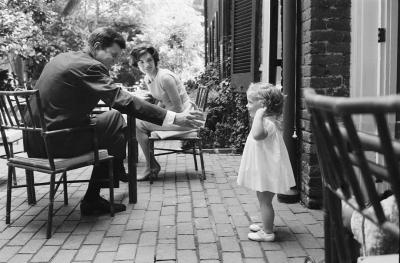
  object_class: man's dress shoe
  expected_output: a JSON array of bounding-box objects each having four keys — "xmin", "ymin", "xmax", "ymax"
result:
[{"xmin": 80, "ymin": 196, "xmax": 126, "ymax": 216}]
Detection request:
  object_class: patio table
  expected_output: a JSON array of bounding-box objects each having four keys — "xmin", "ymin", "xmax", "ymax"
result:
[
  {"xmin": 127, "ymin": 114, "xmax": 137, "ymax": 203},
  {"xmin": 96, "ymin": 88, "xmax": 152, "ymax": 205}
]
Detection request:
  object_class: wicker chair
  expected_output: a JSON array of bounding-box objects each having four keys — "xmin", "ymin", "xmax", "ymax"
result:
[{"xmin": 0, "ymin": 90, "xmax": 115, "ymax": 238}]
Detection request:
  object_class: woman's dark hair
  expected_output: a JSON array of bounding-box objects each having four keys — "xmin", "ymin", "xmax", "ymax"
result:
[
  {"xmin": 88, "ymin": 27, "xmax": 126, "ymax": 50},
  {"xmin": 130, "ymin": 46, "xmax": 160, "ymax": 67}
]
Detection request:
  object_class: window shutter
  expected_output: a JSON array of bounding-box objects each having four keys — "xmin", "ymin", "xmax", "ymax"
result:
[{"xmin": 231, "ymin": 0, "xmax": 257, "ymax": 92}]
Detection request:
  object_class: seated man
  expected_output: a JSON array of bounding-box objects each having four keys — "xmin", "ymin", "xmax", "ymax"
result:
[{"xmin": 24, "ymin": 27, "xmax": 203, "ymax": 215}]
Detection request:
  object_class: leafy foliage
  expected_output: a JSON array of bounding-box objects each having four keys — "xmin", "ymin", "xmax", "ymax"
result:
[
  {"xmin": 138, "ymin": 0, "xmax": 204, "ymax": 82},
  {"xmin": 193, "ymin": 63, "xmax": 249, "ymax": 152},
  {"xmin": 1, "ymin": 0, "xmax": 204, "ymax": 88},
  {"xmin": 0, "ymin": 0, "xmax": 85, "ymax": 86}
]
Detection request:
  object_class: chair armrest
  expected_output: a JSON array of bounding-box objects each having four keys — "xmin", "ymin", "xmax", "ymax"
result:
[{"xmin": 44, "ymin": 124, "xmax": 96, "ymax": 136}]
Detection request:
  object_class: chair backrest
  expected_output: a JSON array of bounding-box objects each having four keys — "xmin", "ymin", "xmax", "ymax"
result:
[
  {"xmin": 304, "ymin": 88, "xmax": 399, "ymax": 261},
  {"xmin": 195, "ymin": 85, "xmax": 210, "ymax": 112},
  {"xmin": 0, "ymin": 90, "xmax": 47, "ymax": 157},
  {"xmin": 0, "ymin": 90, "xmax": 45, "ymax": 133}
]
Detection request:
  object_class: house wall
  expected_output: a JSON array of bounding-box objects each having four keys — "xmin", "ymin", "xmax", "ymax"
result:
[
  {"xmin": 204, "ymin": 0, "xmax": 353, "ymax": 208},
  {"xmin": 299, "ymin": 0, "xmax": 351, "ymax": 208},
  {"xmin": 206, "ymin": 0, "xmax": 219, "ymax": 24}
]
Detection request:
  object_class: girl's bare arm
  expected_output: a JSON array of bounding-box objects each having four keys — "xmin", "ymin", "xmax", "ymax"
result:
[{"xmin": 252, "ymin": 108, "xmax": 269, "ymax": 140}]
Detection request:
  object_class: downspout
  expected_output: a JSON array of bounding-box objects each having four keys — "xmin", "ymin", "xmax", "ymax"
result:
[
  {"xmin": 279, "ymin": 0, "xmax": 299, "ymax": 202},
  {"xmin": 204, "ymin": 0, "xmax": 208, "ymax": 66},
  {"xmin": 396, "ymin": 0, "xmax": 400, "ymax": 138}
]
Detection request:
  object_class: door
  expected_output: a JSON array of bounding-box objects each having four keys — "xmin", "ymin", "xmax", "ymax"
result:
[{"xmin": 350, "ymin": 0, "xmax": 398, "ymax": 193}]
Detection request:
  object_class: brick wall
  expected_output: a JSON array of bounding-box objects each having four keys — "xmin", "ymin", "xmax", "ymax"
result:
[{"xmin": 299, "ymin": 0, "xmax": 351, "ymax": 208}]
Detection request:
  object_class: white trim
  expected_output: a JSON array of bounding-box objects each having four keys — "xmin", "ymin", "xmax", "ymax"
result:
[
  {"xmin": 350, "ymin": 0, "xmax": 398, "ymax": 192},
  {"xmin": 260, "ymin": 0, "xmax": 271, "ymax": 82},
  {"xmin": 382, "ymin": 0, "xmax": 398, "ymax": 96},
  {"xmin": 351, "ymin": 0, "xmax": 398, "ymax": 98}
]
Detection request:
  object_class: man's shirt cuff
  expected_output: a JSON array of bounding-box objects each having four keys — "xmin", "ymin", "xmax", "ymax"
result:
[{"xmin": 162, "ymin": 110, "xmax": 176, "ymax": 126}]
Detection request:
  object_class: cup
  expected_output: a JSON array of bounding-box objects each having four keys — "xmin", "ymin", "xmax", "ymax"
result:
[{"xmin": 199, "ymin": 109, "xmax": 209, "ymax": 128}]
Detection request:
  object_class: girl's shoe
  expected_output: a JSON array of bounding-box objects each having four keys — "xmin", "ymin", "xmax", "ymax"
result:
[
  {"xmin": 249, "ymin": 224, "xmax": 262, "ymax": 232},
  {"xmin": 248, "ymin": 230, "xmax": 275, "ymax": 242}
]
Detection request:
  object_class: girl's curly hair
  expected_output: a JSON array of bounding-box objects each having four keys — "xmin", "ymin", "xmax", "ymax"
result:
[{"xmin": 247, "ymin": 82, "xmax": 285, "ymax": 115}]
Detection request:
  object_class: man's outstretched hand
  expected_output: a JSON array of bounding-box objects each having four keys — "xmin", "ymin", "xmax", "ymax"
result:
[{"xmin": 174, "ymin": 110, "xmax": 205, "ymax": 128}]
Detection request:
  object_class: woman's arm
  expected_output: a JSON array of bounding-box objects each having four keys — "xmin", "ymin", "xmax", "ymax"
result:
[
  {"xmin": 160, "ymin": 74, "xmax": 184, "ymax": 112},
  {"xmin": 252, "ymin": 108, "xmax": 269, "ymax": 140}
]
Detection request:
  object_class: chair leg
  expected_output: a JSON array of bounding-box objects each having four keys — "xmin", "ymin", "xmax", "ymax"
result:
[
  {"xmin": 62, "ymin": 172, "xmax": 68, "ymax": 205},
  {"xmin": 108, "ymin": 159, "xmax": 114, "ymax": 217},
  {"xmin": 149, "ymin": 140, "xmax": 155, "ymax": 184},
  {"xmin": 192, "ymin": 142, "xmax": 198, "ymax": 171},
  {"xmin": 198, "ymin": 140, "xmax": 206, "ymax": 180},
  {"xmin": 25, "ymin": 170, "xmax": 36, "ymax": 205},
  {"xmin": 6, "ymin": 166, "xmax": 13, "ymax": 224},
  {"xmin": 9, "ymin": 143, "xmax": 17, "ymax": 186},
  {"xmin": 47, "ymin": 173, "xmax": 56, "ymax": 239}
]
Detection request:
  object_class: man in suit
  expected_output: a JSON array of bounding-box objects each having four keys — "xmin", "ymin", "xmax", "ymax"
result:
[{"xmin": 24, "ymin": 27, "xmax": 203, "ymax": 215}]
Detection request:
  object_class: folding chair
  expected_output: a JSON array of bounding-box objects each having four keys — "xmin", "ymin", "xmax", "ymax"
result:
[
  {"xmin": 0, "ymin": 90, "xmax": 115, "ymax": 238},
  {"xmin": 148, "ymin": 86, "xmax": 210, "ymax": 183},
  {"xmin": 304, "ymin": 89, "xmax": 399, "ymax": 263}
]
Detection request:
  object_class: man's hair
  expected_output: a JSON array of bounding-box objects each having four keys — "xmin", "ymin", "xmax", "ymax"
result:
[
  {"xmin": 130, "ymin": 45, "xmax": 160, "ymax": 67},
  {"xmin": 88, "ymin": 27, "xmax": 126, "ymax": 50}
]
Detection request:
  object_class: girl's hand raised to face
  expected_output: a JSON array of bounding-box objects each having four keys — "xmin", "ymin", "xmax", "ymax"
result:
[
  {"xmin": 252, "ymin": 108, "xmax": 269, "ymax": 140},
  {"xmin": 254, "ymin": 108, "xmax": 267, "ymax": 118}
]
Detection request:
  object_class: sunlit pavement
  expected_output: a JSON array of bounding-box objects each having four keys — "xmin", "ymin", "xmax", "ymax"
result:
[{"xmin": 0, "ymin": 141, "xmax": 324, "ymax": 263}]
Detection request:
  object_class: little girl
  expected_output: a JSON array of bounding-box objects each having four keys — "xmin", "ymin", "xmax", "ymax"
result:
[{"xmin": 237, "ymin": 82, "xmax": 296, "ymax": 242}]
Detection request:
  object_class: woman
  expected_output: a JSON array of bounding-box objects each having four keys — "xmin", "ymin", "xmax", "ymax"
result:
[{"xmin": 131, "ymin": 46, "xmax": 196, "ymax": 181}]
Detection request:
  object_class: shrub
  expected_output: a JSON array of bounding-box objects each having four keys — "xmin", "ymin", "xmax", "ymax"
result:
[
  {"xmin": 202, "ymin": 78, "xmax": 249, "ymax": 152},
  {"xmin": 191, "ymin": 63, "xmax": 249, "ymax": 152}
]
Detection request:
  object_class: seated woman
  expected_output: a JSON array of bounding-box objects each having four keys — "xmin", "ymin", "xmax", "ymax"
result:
[{"xmin": 130, "ymin": 46, "xmax": 196, "ymax": 181}]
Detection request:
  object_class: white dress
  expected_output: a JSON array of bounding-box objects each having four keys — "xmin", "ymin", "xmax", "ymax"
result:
[{"xmin": 237, "ymin": 117, "xmax": 296, "ymax": 193}]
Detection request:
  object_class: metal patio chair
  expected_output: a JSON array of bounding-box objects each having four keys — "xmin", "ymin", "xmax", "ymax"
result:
[
  {"xmin": 0, "ymin": 95, "xmax": 25, "ymax": 186},
  {"xmin": 0, "ymin": 129, "xmax": 22, "ymax": 185},
  {"xmin": 0, "ymin": 90, "xmax": 115, "ymax": 239},
  {"xmin": 148, "ymin": 85, "xmax": 209, "ymax": 183},
  {"xmin": 304, "ymin": 88, "xmax": 399, "ymax": 263}
]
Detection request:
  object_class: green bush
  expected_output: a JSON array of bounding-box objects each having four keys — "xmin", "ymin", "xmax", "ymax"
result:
[
  {"xmin": 203, "ymin": 78, "xmax": 249, "ymax": 152},
  {"xmin": 190, "ymin": 63, "xmax": 249, "ymax": 152}
]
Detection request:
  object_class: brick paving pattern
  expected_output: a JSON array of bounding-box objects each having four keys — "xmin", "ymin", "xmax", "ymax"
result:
[{"xmin": 0, "ymin": 141, "xmax": 324, "ymax": 262}]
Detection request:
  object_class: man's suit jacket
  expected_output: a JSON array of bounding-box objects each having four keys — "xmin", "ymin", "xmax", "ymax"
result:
[{"xmin": 24, "ymin": 51, "xmax": 167, "ymax": 157}]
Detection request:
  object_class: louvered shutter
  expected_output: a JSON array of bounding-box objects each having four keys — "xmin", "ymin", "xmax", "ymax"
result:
[{"xmin": 231, "ymin": 0, "xmax": 257, "ymax": 92}]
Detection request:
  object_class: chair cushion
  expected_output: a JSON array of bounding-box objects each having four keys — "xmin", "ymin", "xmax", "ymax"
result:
[
  {"xmin": 357, "ymin": 254, "xmax": 399, "ymax": 263},
  {"xmin": 150, "ymin": 130, "xmax": 199, "ymax": 140},
  {"xmin": 9, "ymin": 149, "xmax": 111, "ymax": 171}
]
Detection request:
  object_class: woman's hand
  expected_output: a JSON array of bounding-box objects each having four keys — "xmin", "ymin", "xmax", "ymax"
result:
[
  {"xmin": 142, "ymin": 93, "xmax": 156, "ymax": 103},
  {"xmin": 157, "ymin": 101, "xmax": 165, "ymax": 108}
]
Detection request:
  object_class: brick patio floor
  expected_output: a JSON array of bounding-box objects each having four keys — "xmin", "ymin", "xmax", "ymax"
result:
[{"xmin": 0, "ymin": 141, "xmax": 324, "ymax": 263}]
